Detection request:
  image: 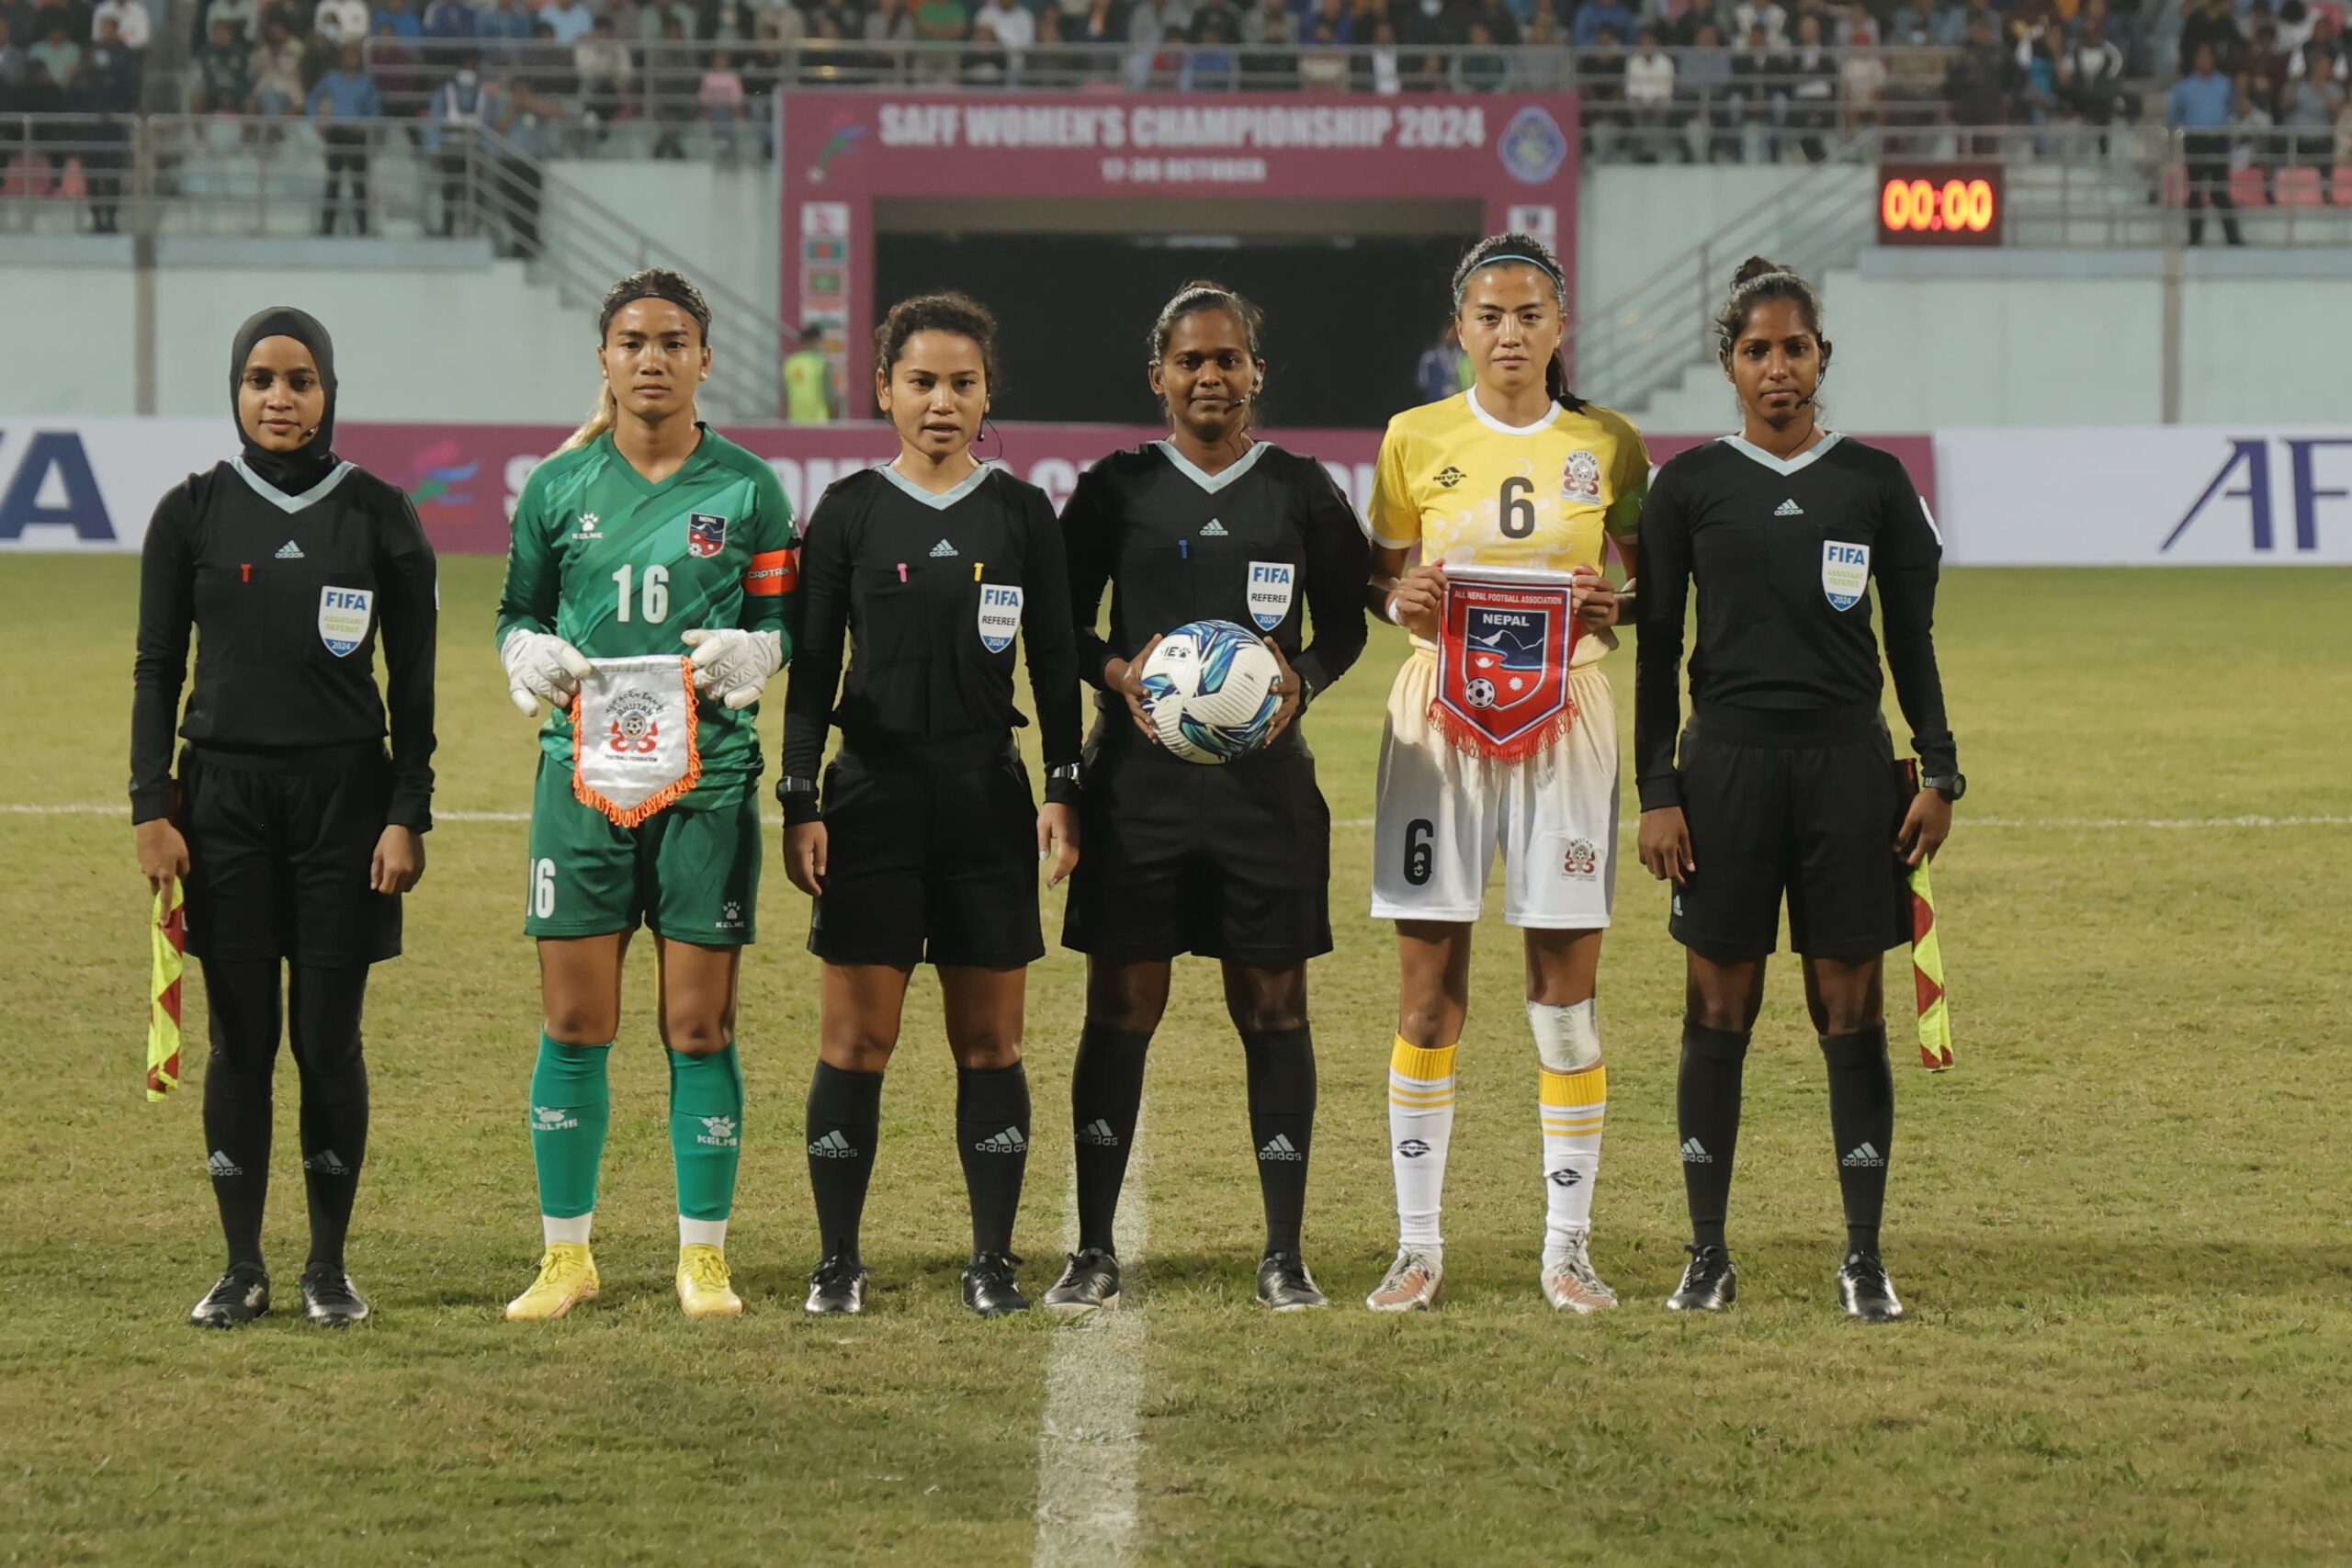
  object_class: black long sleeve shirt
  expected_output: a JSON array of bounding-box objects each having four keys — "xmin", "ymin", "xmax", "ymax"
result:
[
  {"xmin": 1634, "ymin": 434, "xmax": 1955, "ymax": 809},
  {"xmin": 781, "ymin": 463, "xmax": 1082, "ymax": 790},
  {"xmin": 1062, "ymin": 440, "xmax": 1371, "ymax": 760},
  {"xmin": 130, "ymin": 457, "xmax": 439, "ymax": 828}
]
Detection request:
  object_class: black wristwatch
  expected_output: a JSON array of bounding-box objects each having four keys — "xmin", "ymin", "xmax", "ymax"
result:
[
  {"xmin": 1046, "ymin": 761, "xmax": 1081, "ymax": 790},
  {"xmin": 1921, "ymin": 772, "xmax": 1966, "ymax": 802},
  {"xmin": 775, "ymin": 774, "xmax": 820, "ymax": 824}
]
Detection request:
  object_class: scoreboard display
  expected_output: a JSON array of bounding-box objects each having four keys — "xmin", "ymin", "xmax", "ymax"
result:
[{"xmin": 1875, "ymin": 164, "xmax": 2005, "ymax": 246}]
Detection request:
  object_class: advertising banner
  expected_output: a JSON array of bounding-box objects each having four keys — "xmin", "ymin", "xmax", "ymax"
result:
[
  {"xmin": 1, "ymin": 419, "xmax": 1938, "ymax": 557},
  {"xmin": 1934, "ymin": 427, "xmax": 2352, "ymax": 564},
  {"xmin": 779, "ymin": 91, "xmax": 1581, "ymax": 414}
]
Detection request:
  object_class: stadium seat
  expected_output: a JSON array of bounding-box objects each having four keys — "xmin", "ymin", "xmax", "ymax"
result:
[
  {"xmin": 57, "ymin": 159, "xmax": 87, "ymax": 200},
  {"xmin": 2274, "ymin": 166, "xmax": 2323, "ymax": 208},
  {"xmin": 2228, "ymin": 165, "xmax": 2269, "ymax": 207},
  {"xmin": 1, "ymin": 154, "xmax": 51, "ymax": 198},
  {"xmin": 2334, "ymin": 166, "xmax": 2352, "ymax": 207}
]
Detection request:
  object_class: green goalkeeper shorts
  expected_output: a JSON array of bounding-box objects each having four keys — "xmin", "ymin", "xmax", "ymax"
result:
[{"xmin": 524, "ymin": 755, "xmax": 762, "ymax": 946}]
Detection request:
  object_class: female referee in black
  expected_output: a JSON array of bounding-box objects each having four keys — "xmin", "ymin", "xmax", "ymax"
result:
[
  {"xmin": 131, "ymin": 307, "xmax": 437, "ymax": 1328},
  {"xmin": 1634, "ymin": 258, "xmax": 1959, "ymax": 1324},
  {"xmin": 779, "ymin": 292, "xmax": 1082, "ymax": 1317},
  {"xmin": 1046, "ymin": 281, "xmax": 1369, "ymax": 1315}
]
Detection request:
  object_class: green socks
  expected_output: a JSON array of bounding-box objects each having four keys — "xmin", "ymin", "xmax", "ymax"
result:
[
  {"xmin": 669, "ymin": 1043, "xmax": 743, "ymax": 1243},
  {"xmin": 529, "ymin": 1033, "xmax": 611, "ymax": 1241}
]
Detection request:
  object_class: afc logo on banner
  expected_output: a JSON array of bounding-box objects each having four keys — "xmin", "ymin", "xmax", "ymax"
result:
[
  {"xmin": 0, "ymin": 431, "xmax": 112, "ymax": 542},
  {"xmin": 2164, "ymin": 437, "xmax": 2352, "ymax": 554}
]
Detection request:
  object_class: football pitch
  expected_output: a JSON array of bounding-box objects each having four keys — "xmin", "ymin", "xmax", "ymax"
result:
[{"xmin": 2, "ymin": 558, "xmax": 2347, "ymax": 1566}]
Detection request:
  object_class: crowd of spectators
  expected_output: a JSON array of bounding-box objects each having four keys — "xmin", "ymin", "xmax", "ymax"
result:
[{"xmin": 0, "ymin": 0, "xmax": 149, "ymax": 116}]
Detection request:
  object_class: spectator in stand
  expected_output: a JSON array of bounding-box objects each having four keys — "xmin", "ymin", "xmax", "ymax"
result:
[
  {"xmin": 1123, "ymin": 0, "xmax": 1187, "ymax": 87},
  {"xmin": 373, "ymin": 0, "xmax": 419, "ymax": 39},
  {"xmin": 1393, "ymin": 0, "xmax": 1453, "ymax": 87},
  {"xmin": 1070, "ymin": 0, "xmax": 1122, "ymax": 48},
  {"xmin": 964, "ymin": 11, "xmax": 1007, "ymax": 78},
  {"xmin": 639, "ymin": 0, "xmax": 695, "ymax": 40},
  {"xmin": 205, "ymin": 0, "xmax": 261, "ymax": 45},
  {"xmin": 699, "ymin": 48, "xmax": 742, "ymax": 141},
  {"xmin": 477, "ymin": 0, "xmax": 535, "ymax": 49},
  {"xmin": 1885, "ymin": 0, "xmax": 1933, "ymax": 46},
  {"xmin": 29, "ymin": 15, "xmax": 81, "ymax": 87},
  {"xmin": 1581, "ymin": 23, "xmax": 1629, "ymax": 140},
  {"xmin": 2169, "ymin": 41, "xmax": 2244, "ymax": 243},
  {"xmin": 542, "ymin": 0, "xmax": 595, "ymax": 44},
  {"xmin": 425, "ymin": 48, "xmax": 497, "ymax": 231},
  {"xmin": 863, "ymin": 0, "xmax": 917, "ymax": 81},
  {"xmin": 575, "ymin": 13, "xmax": 628, "ymax": 121},
  {"xmin": 1784, "ymin": 10, "xmax": 1838, "ymax": 156},
  {"xmin": 2011, "ymin": 17, "xmax": 2061, "ymax": 123},
  {"xmin": 650, "ymin": 15, "xmax": 698, "ymax": 152},
  {"xmin": 198, "ymin": 16, "xmax": 254, "ymax": 105},
  {"xmin": 1624, "ymin": 26, "xmax": 1680, "ymax": 153},
  {"xmin": 2246, "ymin": 21, "xmax": 2291, "ymax": 114},
  {"xmin": 2063, "ymin": 10, "xmax": 2134, "ymax": 126},
  {"xmin": 1576, "ymin": 0, "xmax": 1635, "ymax": 47},
  {"xmin": 81, "ymin": 9, "xmax": 137, "ymax": 100},
  {"xmin": 423, "ymin": 0, "xmax": 473, "ymax": 39},
  {"xmin": 250, "ymin": 16, "xmax": 302, "ymax": 108},
  {"xmin": 308, "ymin": 40, "xmax": 379, "ymax": 233},
  {"xmin": 914, "ymin": 0, "xmax": 969, "ymax": 80},
  {"xmin": 2288, "ymin": 10, "xmax": 2343, "ymax": 85},
  {"xmin": 1841, "ymin": 18, "xmax": 1886, "ymax": 127},
  {"xmin": 1464, "ymin": 0, "xmax": 1517, "ymax": 46},
  {"xmin": 1651, "ymin": 0, "xmax": 1702, "ymax": 49},
  {"xmin": 314, "ymin": 0, "xmax": 368, "ymax": 43},
  {"xmin": 368, "ymin": 14, "xmax": 421, "ymax": 109},
  {"xmin": 1187, "ymin": 0, "xmax": 1243, "ymax": 87},
  {"xmin": 1241, "ymin": 0, "xmax": 1295, "ymax": 85},
  {"xmin": 1943, "ymin": 15, "xmax": 2007, "ymax": 148},
  {"xmin": 91, "ymin": 0, "xmax": 149, "ymax": 48},
  {"xmin": 1683, "ymin": 20, "xmax": 1737, "ymax": 158},
  {"xmin": 1296, "ymin": 0, "xmax": 1347, "ymax": 86},
  {"xmin": 1727, "ymin": 20, "xmax": 1776, "ymax": 146},
  {"xmin": 977, "ymin": 0, "xmax": 1033, "ymax": 50},
  {"xmin": 1513, "ymin": 3, "xmax": 1566, "ymax": 88},
  {"xmin": 2277, "ymin": 50, "xmax": 2339, "ymax": 161},
  {"xmin": 1414, "ymin": 325, "xmax": 1458, "ymax": 402},
  {"xmin": 2177, "ymin": 0, "xmax": 2239, "ymax": 75},
  {"xmin": 783, "ymin": 324, "xmax": 836, "ymax": 423},
  {"xmin": 1730, "ymin": 0, "xmax": 1785, "ymax": 48},
  {"xmin": 1454, "ymin": 17, "xmax": 1504, "ymax": 87},
  {"xmin": 1345, "ymin": 0, "xmax": 1381, "ymax": 45}
]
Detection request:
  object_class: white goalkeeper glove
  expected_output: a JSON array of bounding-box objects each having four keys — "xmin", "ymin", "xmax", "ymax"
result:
[
  {"xmin": 500, "ymin": 627, "xmax": 594, "ymax": 717},
  {"xmin": 681, "ymin": 627, "xmax": 784, "ymax": 711}
]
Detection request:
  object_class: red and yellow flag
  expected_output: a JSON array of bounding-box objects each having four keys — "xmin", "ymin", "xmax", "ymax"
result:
[
  {"xmin": 147, "ymin": 880, "xmax": 185, "ymax": 1101},
  {"xmin": 1908, "ymin": 859, "xmax": 1953, "ymax": 1072}
]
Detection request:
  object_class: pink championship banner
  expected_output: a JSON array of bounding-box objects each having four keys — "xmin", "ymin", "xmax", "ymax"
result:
[
  {"xmin": 778, "ymin": 92, "xmax": 1581, "ymax": 416},
  {"xmin": 0, "ymin": 419, "xmax": 1935, "ymax": 553}
]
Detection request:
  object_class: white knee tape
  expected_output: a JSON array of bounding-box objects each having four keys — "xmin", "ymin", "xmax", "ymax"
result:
[{"xmin": 1529, "ymin": 998, "xmax": 1601, "ymax": 1073}]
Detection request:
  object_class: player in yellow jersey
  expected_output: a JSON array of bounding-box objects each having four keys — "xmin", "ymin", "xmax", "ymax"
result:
[{"xmin": 1362, "ymin": 233, "xmax": 1650, "ymax": 1314}]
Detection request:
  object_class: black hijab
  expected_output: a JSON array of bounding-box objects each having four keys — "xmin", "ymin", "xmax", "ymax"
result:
[{"xmin": 231, "ymin": 306, "xmax": 340, "ymax": 495}]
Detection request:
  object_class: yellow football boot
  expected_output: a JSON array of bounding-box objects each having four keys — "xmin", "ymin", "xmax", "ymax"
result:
[
  {"xmin": 676, "ymin": 1244, "xmax": 744, "ymax": 1319},
  {"xmin": 503, "ymin": 1242, "xmax": 600, "ymax": 1322}
]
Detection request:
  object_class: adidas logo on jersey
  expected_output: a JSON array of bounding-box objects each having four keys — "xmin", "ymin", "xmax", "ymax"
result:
[
  {"xmin": 303, "ymin": 1148, "xmax": 351, "ymax": 1176},
  {"xmin": 274, "ymin": 539, "xmax": 304, "ymax": 560},
  {"xmin": 1258, "ymin": 1133, "xmax": 1304, "ymax": 1162},
  {"xmin": 1199, "ymin": 518, "xmax": 1228, "ymax": 536},
  {"xmin": 1774, "ymin": 499, "xmax": 1805, "ymax": 517},
  {"xmin": 972, "ymin": 1126, "xmax": 1027, "ymax": 1155},
  {"xmin": 1841, "ymin": 1141, "xmax": 1886, "ymax": 1168},
  {"xmin": 929, "ymin": 538, "xmax": 958, "ymax": 558},
  {"xmin": 207, "ymin": 1150, "xmax": 243, "ymax": 1178},
  {"xmin": 1077, "ymin": 1119, "xmax": 1121, "ymax": 1147},
  {"xmin": 808, "ymin": 1129, "xmax": 860, "ymax": 1158},
  {"xmin": 1679, "ymin": 1137, "xmax": 1714, "ymax": 1164}
]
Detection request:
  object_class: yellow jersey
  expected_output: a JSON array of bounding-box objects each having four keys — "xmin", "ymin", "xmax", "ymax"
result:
[{"xmin": 1369, "ymin": 390, "xmax": 1651, "ymax": 576}]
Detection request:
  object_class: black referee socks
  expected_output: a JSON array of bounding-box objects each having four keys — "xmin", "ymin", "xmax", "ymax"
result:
[
  {"xmin": 806, "ymin": 1061, "xmax": 884, "ymax": 1266},
  {"xmin": 200, "ymin": 960, "xmax": 280, "ymax": 1269},
  {"xmin": 1677, "ymin": 1021, "xmax": 1752, "ymax": 1252},
  {"xmin": 1069, "ymin": 1023, "xmax": 1152, "ymax": 1256},
  {"xmin": 956, "ymin": 1062, "xmax": 1032, "ymax": 1258},
  {"xmin": 288, "ymin": 964, "xmax": 371, "ymax": 1273},
  {"xmin": 1240, "ymin": 1028, "xmax": 1317, "ymax": 1258},
  {"xmin": 1820, "ymin": 1026, "xmax": 1895, "ymax": 1256}
]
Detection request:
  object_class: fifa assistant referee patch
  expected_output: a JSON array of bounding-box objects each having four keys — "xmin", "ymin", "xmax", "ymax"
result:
[
  {"xmin": 317, "ymin": 587, "xmax": 373, "ymax": 657},
  {"xmin": 1821, "ymin": 542, "xmax": 1871, "ymax": 611}
]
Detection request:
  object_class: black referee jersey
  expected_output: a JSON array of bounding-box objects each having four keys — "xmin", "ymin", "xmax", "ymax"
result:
[
  {"xmin": 781, "ymin": 462, "xmax": 1082, "ymax": 787},
  {"xmin": 1062, "ymin": 439, "xmax": 1371, "ymax": 755},
  {"xmin": 1633, "ymin": 434, "xmax": 1956, "ymax": 810},
  {"xmin": 130, "ymin": 457, "xmax": 439, "ymax": 829}
]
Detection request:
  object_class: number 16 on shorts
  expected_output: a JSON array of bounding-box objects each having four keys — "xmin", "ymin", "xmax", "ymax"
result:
[{"xmin": 530, "ymin": 857, "xmax": 557, "ymax": 919}]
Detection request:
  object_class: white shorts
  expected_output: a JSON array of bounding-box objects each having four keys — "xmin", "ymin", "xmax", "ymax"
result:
[{"xmin": 1369, "ymin": 649, "xmax": 1621, "ymax": 929}]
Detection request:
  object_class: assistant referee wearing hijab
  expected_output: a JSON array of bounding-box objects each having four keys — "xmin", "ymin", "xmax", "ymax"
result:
[{"xmin": 131, "ymin": 308, "xmax": 439, "ymax": 1329}]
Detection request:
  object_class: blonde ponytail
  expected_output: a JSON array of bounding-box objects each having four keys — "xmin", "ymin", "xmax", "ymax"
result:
[{"xmin": 560, "ymin": 384, "xmax": 617, "ymax": 454}]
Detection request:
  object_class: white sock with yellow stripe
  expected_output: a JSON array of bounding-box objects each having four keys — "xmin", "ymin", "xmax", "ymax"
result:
[
  {"xmin": 1539, "ymin": 1064, "xmax": 1606, "ymax": 1260},
  {"xmin": 1388, "ymin": 1036, "xmax": 1457, "ymax": 1252}
]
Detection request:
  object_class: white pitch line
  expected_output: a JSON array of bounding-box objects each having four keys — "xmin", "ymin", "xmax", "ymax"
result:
[{"xmin": 1032, "ymin": 1125, "xmax": 1148, "ymax": 1568}]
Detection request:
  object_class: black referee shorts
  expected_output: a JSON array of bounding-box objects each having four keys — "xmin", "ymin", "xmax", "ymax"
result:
[
  {"xmin": 808, "ymin": 740, "xmax": 1044, "ymax": 971},
  {"xmin": 179, "ymin": 742, "xmax": 402, "ymax": 966},
  {"xmin": 1668, "ymin": 703, "xmax": 1909, "ymax": 962},
  {"xmin": 1062, "ymin": 728, "xmax": 1333, "ymax": 966}
]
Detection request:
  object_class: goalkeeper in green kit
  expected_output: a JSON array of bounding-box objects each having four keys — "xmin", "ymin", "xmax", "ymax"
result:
[{"xmin": 496, "ymin": 269, "xmax": 800, "ymax": 1321}]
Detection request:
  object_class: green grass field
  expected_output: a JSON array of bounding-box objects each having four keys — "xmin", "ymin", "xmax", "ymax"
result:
[{"xmin": 2, "ymin": 558, "xmax": 2348, "ymax": 1566}]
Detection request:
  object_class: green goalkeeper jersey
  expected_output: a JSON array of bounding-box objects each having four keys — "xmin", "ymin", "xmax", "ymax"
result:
[{"xmin": 495, "ymin": 425, "xmax": 800, "ymax": 787}]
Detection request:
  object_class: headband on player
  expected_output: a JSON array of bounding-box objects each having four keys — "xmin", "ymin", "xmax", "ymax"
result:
[
  {"xmin": 1456, "ymin": 254, "xmax": 1566, "ymax": 304},
  {"xmin": 601, "ymin": 284, "xmax": 711, "ymax": 339}
]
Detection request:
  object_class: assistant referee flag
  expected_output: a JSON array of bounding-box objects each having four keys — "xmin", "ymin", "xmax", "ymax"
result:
[{"xmin": 147, "ymin": 879, "xmax": 185, "ymax": 1101}]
